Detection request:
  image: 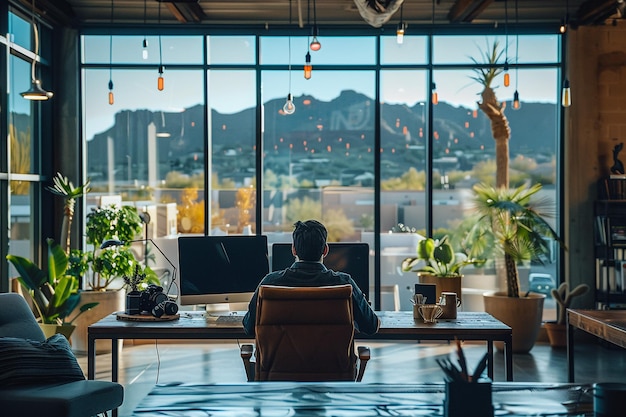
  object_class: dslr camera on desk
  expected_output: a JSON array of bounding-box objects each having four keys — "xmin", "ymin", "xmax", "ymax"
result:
[{"xmin": 126, "ymin": 284, "xmax": 178, "ymax": 318}]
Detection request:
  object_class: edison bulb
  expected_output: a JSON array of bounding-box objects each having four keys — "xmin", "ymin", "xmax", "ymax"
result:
[{"xmin": 283, "ymin": 93, "xmax": 296, "ymax": 115}]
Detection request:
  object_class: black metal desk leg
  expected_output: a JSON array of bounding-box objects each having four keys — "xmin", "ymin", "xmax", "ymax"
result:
[
  {"xmin": 87, "ymin": 333, "xmax": 96, "ymax": 380},
  {"xmin": 112, "ymin": 338, "xmax": 119, "ymax": 382},
  {"xmin": 504, "ymin": 334, "xmax": 513, "ymax": 381},
  {"xmin": 112, "ymin": 338, "xmax": 120, "ymax": 417},
  {"xmin": 567, "ymin": 317, "xmax": 575, "ymax": 382},
  {"xmin": 487, "ymin": 341, "xmax": 494, "ymax": 380}
]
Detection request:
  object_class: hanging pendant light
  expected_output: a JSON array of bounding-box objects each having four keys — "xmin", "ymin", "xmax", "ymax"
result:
[
  {"xmin": 430, "ymin": 0, "xmax": 437, "ymax": 106},
  {"xmin": 20, "ymin": 0, "xmax": 53, "ymax": 101},
  {"xmin": 108, "ymin": 80, "xmax": 114, "ymax": 105},
  {"xmin": 310, "ymin": 0, "xmax": 321, "ymax": 51},
  {"xmin": 107, "ymin": 0, "xmax": 114, "ymax": 104},
  {"xmin": 283, "ymin": 35, "xmax": 295, "ymax": 115},
  {"xmin": 284, "ymin": 93, "xmax": 296, "ymax": 114},
  {"xmin": 560, "ymin": 0, "xmax": 569, "ymax": 33},
  {"xmin": 504, "ymin": 60, "xmax": 510, "ymax": 87},
  {"xmin": 512, "ymin": 90, "xmax": 521, "ymax": 110},
  {"xmin": 561, "ymin": 0, "xmax": 571, "ymax": 108},
  {"xmin": 142, "ymin": 0, "xmax": 148, "ymax": 59},
  {"xmin": 304, "ymin": 51, "xmax": 312, "ymax": 80},
  {"xmin": 396, "ymin": 3, "xmax": 406, "ymax": 44},
  {"xmin": 431, "ymin": 82, "xmax": 438, "ymax": 105},
  {"xmin": 512, "ymin": 0, "xmax": 521, "ymax": 110},
  {"xmin": 503, "ymin": 0, "xmax": 510, "ymax": 87},
  {"xmin": 157, "ymin": 1, "xmax": 164, "ymax": 91},
  {"xmin": 562, "ymin": 79, "xmax": 571, "ymax": 107}
]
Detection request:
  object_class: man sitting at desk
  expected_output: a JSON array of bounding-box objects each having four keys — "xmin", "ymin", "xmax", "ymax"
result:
[{"xmin": 243, "ymin": 219, "xmax": 380, "ymax": 336}]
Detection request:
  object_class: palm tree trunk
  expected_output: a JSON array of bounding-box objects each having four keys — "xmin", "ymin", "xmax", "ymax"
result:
[
  {"xmin": 478, "ymin": 86, "xmax": 511, "ymax": 188},
  {"xmin": 60, "ymin": 200, "xmax": 75, "ymax": 255},
  {"xmin": 504, "ymin": 252, "xmax": 520, "ymax": 298}
]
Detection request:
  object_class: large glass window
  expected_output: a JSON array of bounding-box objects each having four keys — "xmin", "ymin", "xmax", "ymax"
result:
[
  {"xmin": 3, "ymin": 10, "xmax": 50, "ymax": 287},
  {"xmin": 82, "ymin": 30, "xmax": 562, "ymax": 315}
]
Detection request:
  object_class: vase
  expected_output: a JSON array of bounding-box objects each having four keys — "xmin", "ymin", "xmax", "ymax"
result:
[
  {"xmin": 70, "ymin": 289, "xmax": 125, "ymax": 354},
  {"xmin": 483, "ymin": 291, "xmax": 545, "ymax": 353},
  {"xmin": 544, "ymin": 321, "xmax": 567, "ymax": 348}
]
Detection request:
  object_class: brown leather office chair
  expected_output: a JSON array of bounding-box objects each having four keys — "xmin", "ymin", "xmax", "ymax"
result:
[{"xmin": 240, "ymin": 284, "xmax": 371, "ymax": 382}]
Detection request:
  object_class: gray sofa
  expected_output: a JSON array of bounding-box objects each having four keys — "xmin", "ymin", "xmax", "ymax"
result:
[{"xmin": 0, "ymin": 292, "xmax": 124, "ymax": 417}]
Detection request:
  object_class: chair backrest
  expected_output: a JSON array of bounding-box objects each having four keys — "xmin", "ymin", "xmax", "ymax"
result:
[
  {"xmin": 254, "ymin": 284, "xmax": 356, "ymax": 381},
  {"xmin": 0, "ymin": 293, "xmax": 45, "ymax": 341}
]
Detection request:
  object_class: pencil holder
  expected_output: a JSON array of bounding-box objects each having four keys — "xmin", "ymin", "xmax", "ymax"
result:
[{"xmin": 444, "ymin": 381, "xmax": 493, "ymax": 417}]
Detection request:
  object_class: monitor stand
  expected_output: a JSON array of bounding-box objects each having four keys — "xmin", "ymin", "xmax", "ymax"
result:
[{"xmin": 204, "ymin": 302, "xmax": 249, "ymax": 316}]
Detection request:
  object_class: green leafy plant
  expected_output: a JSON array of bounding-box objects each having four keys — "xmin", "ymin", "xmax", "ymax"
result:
[
  {"xmin": 466, "ymin": 183, "xmax": 562, "ymax": 298},
  {"xmin": 75, "ymin": 204, "xmax": 159, "ymax": 291},
  {"xmin": 7, "ymin": 238, "xmax": 98, "ymax": 325},
  {"xmin": 401, "ymin": 235, "xmax": 477, "ymax": 277}
]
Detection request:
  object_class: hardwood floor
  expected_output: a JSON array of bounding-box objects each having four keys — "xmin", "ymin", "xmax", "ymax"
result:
[{"xmin": 76, "ymin": 336, "xmax": 626, "ymax": 417}]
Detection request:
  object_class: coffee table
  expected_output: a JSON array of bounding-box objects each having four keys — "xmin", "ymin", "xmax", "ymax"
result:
[{"xmin": 131, "ymin": 382, "xmax": 592, "ymax": 416}]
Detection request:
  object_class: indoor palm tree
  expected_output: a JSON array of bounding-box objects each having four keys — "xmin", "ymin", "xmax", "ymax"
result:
[
  {"xmin": 467, "ymin": 182, "xmax": 561, "ymax": 298},
  {"xmin": 47, "ymin": 172, "xmax": 91, "ymax": 254},
  {"xmin": 470, "ymin": 40, "xmax": 511, "ymax": 189}
]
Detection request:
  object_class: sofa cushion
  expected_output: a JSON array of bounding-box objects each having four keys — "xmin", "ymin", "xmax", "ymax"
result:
[
  {"xmin": 0, "ymin": 334, "xmax": 85, "ymax": 386},
  {"xmin": 0, "ymin": 380, "xmax": 124, "ymax": 417}
]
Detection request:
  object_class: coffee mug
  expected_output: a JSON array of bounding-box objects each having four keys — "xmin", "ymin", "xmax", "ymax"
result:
[
  {"xmin": 418, "ymin": 304, "xmax": 443, "ymax": 323},
  {"xmin": 439, "ymin": 292, "xmax": 461, "ymax": 319}
]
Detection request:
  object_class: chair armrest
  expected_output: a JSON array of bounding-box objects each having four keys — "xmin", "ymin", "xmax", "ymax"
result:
[
  {"xmin": 240, "ymin": 344, "xmax": 255, "ymax": 381},
  {"xmin": 357, "ymin": 345, "xmax": 370, "ymax": 361},
  {"xmin": 356, "ymin": 345, "xmax": 371, "ymax": 382},
  {"xmin": 240, "ymin": 344, "xmax": 253, "ymax": 359}
]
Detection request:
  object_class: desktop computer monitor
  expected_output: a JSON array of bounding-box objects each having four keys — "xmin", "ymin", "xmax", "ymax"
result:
[
  {"xmin": 178, "ymin": 235, "xmax": 269, "ymax": 306},
  {"xmin": 271, "ymin": 242, "xmax": 370, "ymax": 301}
]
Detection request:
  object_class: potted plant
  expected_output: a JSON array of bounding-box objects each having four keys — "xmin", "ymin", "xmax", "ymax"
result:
[
  {"xmin": 467, "ymin": 182, "xmax": 562, "ymax": 353},
  {"xmin": 6, "ymin": 238, "xmax": 98, "ymax": 339},
  {"xmin": 69, "ymin": 204, "xmax": 155, "ymax": 353},
  {"xmin": 402, "ymin": 235, "xmax": 479, "ymax": 303},
  {"xmin": 545, "ymin": 283, "xmax": 589, "ymax": 348}
]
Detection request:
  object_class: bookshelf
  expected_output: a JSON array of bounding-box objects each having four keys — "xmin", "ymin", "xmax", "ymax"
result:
[{"xmin": 594, "ymin": 199, "xmax": 626, "ymax": 309}]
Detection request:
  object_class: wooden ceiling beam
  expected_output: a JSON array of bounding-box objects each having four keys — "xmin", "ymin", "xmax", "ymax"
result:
[
  {"xmin": 448, "ymin": 0, "xmax": 495, "ymax": 23},
  {"xmin": 165, "ymin": 3, "xmax": 187, "ymax": 23},
  {"xmin": 575, "ymin": 0, "xmax": 619, "ymax": 25},
  {"xmin": 18, "ymin": 0, "xmax": 76, "ymax": 27},
  {"xmin": 164, "ymin": 2, "xmax": 205, "ymax": 23}
]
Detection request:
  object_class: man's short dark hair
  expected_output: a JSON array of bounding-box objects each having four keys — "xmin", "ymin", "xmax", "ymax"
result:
[{"xmin": 292, "ymin": 220, "xmax": 328, "ymax": 261}]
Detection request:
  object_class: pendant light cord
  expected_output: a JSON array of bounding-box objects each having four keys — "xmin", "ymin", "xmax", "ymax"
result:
[
  {"xmin": 29, "ymin": 0, "xmax": 38, "ymax": 82},
  {"xmin": 31, "ymin": 22, "xmax": 39, "ymax": 81},
  {"xmin": 109, "ymin": 0, "xmax": 114, "ymax": 83},
  {"xmin": 514, "ymin": 0, "xmax": 519, "ymax": 89},
  {"xmin": 158, "ymin": 1, "xmax": 163, "ymax": 68},
  {"xmin": 288, "ymin": 0, "xmax": 293, "ymax": 92},
  {"xmin": 504, "ymin": 0, "xmax": 509, "ymax": 61}
]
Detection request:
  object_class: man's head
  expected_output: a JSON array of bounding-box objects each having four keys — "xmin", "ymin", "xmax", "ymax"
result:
[{"xmin": 292, "ymin": 220, "xmax": 328, "ymax": 261}]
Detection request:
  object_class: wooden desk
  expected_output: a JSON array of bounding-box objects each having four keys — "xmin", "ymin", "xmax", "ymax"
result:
[
  {"xmin": 88, "ymin": 311, "xmax": 512, "ymax": 384},
  {"xmin": 132, "ymin": 382, "xmax": 592, "ymax": 416},
  {"xmin": 567, "ymin": 309, "xmax": 626, "ymax": 382}
]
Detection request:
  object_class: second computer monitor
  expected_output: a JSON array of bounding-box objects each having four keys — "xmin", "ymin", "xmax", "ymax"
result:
[{"xmin": 271, "ymin": 242, "xmax": 370, "ymax": 301}]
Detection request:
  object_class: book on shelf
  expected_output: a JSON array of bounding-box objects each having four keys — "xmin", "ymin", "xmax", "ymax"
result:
[
  {"xmin": 596, "ymin": 258, "xmax": 626, "ymax": 294},
  {"xmin": 611, "ymin": 225, "xmax": 626, "ymax": 244},
  {"xmin": 596, "ymin": 216, "xmax": 607, "ymax": 245},
  {"xmin": 601, "ymin": 177, "xmax": 626, "ymax": 200}
]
